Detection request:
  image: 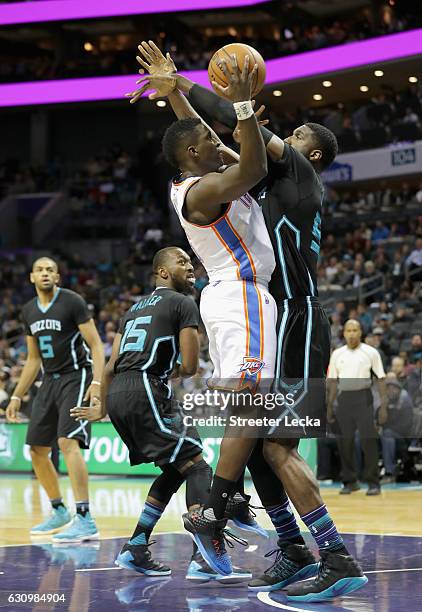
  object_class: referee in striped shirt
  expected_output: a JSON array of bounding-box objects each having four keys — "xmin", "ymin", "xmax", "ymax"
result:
[{"xmin": 327, "ymin": 319, "xmax": 388, "ymax": 496}]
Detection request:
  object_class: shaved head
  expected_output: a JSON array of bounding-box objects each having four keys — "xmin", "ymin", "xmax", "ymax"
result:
[
  {"xmin": 344, "ymin": 319, "xmax": 362, "ymax": 331},
  {"xmin": 152, "ymin": 247, "xmax": 183, "ymax": 274},
  {"xmin": 32, "ymin": 257, "xmax": 58, "ymax": 272},
  {"xmin": 343, "ymin": 318, "xmax": 362, "ymax": 349}
]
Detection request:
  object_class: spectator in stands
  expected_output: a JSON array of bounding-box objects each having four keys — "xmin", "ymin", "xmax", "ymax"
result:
[
  {"xmin": 380, "ymin": 376, "xmax": 413, "ymax": 483},
  {"xmin": 406, "ymin": 238, "xmax": 422, "ymax": 282},
  {"xmin": 410, "ymin": 334, "xmax": 422, "ymax": 363},
  {"xmin": 390, "ymin": 355, "xmax": 421, "ymax": 403},
  {"xmin": 367, "ymin": 329, "xmax": 388, "ymax": 369},
  {"xmin": 357, "ymin": 303, "xmax": 373, "ymax": 334},
  {"xmin": 391, "ymin": 250, "xmax": 406, "ymax": 290},
  {"xmin": 391, "ymin": 355, "xmax": 409, "ymax": 381},
  {"xmin": 372, "ymin": 221, "xmax": 390, "ymax": 244}
]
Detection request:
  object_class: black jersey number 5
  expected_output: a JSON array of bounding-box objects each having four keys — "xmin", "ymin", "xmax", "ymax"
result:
[{"xmin": 119, "ymin": 316, "xmax": 152, "ymax": 354}]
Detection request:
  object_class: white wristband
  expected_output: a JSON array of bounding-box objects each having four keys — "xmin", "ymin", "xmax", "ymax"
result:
[
  {"xmin": 91, "ymin": 381, "xmax": 101, "ymax": 386},
  {"xmin": 233, "ymin": 101, "xmax": 254, "ymax": 121},
  {"xmin": 11, "ymin": 396, "xmax": 22, "ymax": 403}
]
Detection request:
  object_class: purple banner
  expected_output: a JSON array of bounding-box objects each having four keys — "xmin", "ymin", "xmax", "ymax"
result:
[
  {"xmin": 0, "ymin": 0, "xmax": 269, "ymax": 26},
  {"xmin": 0, "ymin": 30, "xmax": 421, "ymax": 107}
]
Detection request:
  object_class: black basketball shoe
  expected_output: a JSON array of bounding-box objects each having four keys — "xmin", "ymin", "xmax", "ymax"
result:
[
  {"xmin": 115, "ymin": 541, "xmax": 171, "ymax": 576},
  {"xmin": 286, "ymin": 550, "xmax": 368, "ymax": 602},
  {"xmin": 248, "ymin": 540, "xmax": 319, "ymax": 591},
  {"xmin": 225, "ymin": 493, "xmax": 268, "ymax": 538}
]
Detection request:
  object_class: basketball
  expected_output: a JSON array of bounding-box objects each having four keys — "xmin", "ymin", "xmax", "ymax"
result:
[{"xmin": 208, "ymin": 43, "xmax": 266, "ymax": 99}]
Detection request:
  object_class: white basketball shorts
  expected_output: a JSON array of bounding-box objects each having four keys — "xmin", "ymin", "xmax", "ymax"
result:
[{"xmin": 200, "ymin": 280, "xmax": 277, "ymax": 389}]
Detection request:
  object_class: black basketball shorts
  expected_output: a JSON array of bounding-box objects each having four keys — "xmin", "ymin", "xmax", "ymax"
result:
[
  {"xmin": 270, "ymin": 296, "xmax": 331, "ymax": 438},
  {"xmin": 106, "ymin": 371, "xmax": 203, "ymax": 467},
  {"xmin": 26, "ymin": 368, "xmax": 92, "ymax": 449}
]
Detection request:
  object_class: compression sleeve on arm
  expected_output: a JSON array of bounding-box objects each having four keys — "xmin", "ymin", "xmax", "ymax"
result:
[{"xmin": 189, "ymin": 83, "xmax": 274, "ymax": 145}]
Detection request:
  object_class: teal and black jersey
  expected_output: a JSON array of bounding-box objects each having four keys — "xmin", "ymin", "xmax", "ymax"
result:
[
  {"xmin": 252, "ymin": 143, "xmax": 324, "ymax": 303},
  {"xmin": 22, "ymin": 288, "xmax": 92, "ymax": 374},
  {"xmin": 115, "ymin": 287, "xmax": 199, "ymax": 379}
]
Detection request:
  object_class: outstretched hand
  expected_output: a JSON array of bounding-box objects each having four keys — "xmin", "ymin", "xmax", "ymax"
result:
[
  {"xmin": 136, "ymin": 40, "xmax": 177, "ymax": 76},
  {"xmin": 212, "ymin": 54, "xmax": 257, "ymax": 102},
  {"xmin": 125, "ymin": 74, "xmax": 177, "ymax": 104},
  {"xmin": 125, "ymin": 41, "xmax": 177, "ymax": 103}
]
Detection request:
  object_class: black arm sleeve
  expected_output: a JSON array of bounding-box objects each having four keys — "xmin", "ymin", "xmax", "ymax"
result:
[{"xmin": 188, "ymin": 84, "xmax": 275, "ymax": 145}]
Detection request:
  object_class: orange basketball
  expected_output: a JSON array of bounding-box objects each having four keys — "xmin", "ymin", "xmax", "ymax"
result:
[{"xmin": 208, "ymin": 43, "xmax": 266, "ymax": 99}]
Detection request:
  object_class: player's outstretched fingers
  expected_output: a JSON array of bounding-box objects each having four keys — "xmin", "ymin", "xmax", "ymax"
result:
[
  {"xmin": 255, "ymin": 104, "xmax": 266, "ymax": 119},
  {"xmin": 139, "ymin": 42, "xmax": 154, "ymax": 63},
  {"xmin": 124, "ymin": 89, "xmax": 143, "ymax": 104},
  {"xmin": 248, "ymin": 64, "xmax": 258, "ymax": 86},
  {"xmin": 217, "ymin": 58, "xmax": 229, "ymax": 77},
  {"xmin": 241, "ymin": 54, "xmax": 250, "ymax": 80},
  {"xmin": 230, "ymin": 52, "xmax": 239, "ymax": 71},
  {"xmin": 148, "ymin": 40, "xmax": 164, "ymax": 59},
  {"xmin": 136, "ymin": 55, "xmax": 151, "ymax": 72}
]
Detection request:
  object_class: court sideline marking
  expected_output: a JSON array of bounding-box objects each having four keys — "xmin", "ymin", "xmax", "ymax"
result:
[
  {"xmin": 1, "ymin": 530, "xmax": 422, "ymax": 548},
  {"xmin": 74, "ymin": 565, "xmax": 422, "ymax": 574}
]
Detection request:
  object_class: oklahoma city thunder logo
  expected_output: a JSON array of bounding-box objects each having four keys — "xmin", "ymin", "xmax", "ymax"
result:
[{"xmin": 239, "ymin": 357, "xmax": 265, "ymax": 375}]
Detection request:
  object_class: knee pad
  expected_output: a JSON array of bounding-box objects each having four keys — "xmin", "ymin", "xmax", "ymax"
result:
[
  {"xmin": 182, "ymin": 459, "xmax": 212, "ymax": 508},
  {"xmin": 148, "ymin": 465, "xmax": 185, "ymax": 505}
]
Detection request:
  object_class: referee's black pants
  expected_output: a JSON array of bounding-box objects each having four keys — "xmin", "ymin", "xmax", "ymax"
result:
[{"xmin": 336, "ymin": 389, "xmax": 379, "ymax": 487}]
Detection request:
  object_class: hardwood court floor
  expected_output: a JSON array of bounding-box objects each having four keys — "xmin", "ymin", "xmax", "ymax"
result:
[{"xmin": 0, "ymin": 475, "xmax": 421, "ymax": 546}]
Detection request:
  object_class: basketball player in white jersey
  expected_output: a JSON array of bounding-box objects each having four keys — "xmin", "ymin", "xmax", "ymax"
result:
[{"xmin": 162, "ymin": 56, "xmax": 277, "ymax": 575}]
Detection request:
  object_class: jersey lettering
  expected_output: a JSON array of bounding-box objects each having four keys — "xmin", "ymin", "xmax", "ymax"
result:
[
  {"xmin": 120, "ymin": 316, "xmax": 152, "ymax": 354},
  {"xmin": 130, "ymin": 295, "xmax": 162, "ymax": 312},
  {"xmin": 30, "ymin": 319, "xmax": 62, "ymax": 334}
]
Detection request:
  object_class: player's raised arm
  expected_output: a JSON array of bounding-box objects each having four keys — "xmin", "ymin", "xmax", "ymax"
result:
[
  {"xmin": 177, "ymin": 74, "xmax": 285, "ymax": 161},
  {"xmin": 5, "ymin": 336, "xmax": 41, "ymax": 423},
  {"xmin": 127, "ymin": 41, "xmax": 239, "ymax": 165},
  {"xmin": 186, "ymin": 55, "xmax": 267, "ymax": 211}
]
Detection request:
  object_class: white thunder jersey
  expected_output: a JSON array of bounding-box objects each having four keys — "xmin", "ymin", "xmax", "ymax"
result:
[
  {"xmin": 171, "ymin": 175, "xmax": 277, "ymax": 387},
  {"xmin": 171, "ymin": 176, "xmax": 275, "ymax": 286}
]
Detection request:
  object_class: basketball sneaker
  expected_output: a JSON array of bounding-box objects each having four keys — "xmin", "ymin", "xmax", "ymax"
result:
[
  {"xmin": 30, "ymin": 506, "xmax": 72, "ymax": 535},
  {"xmin": 286, "ymin": 550, "xmax": 368, "ymax": 602},
  {"xmin": 225, "ymin": 493, "xmax": 268, "ymax": 538},
  {"xmin": 186, "ymin": 550, "xmax": 251, "ymax": 584},
  {"xmin": 248, "ymin": 540, "xmax": 319, "ymax": 591},
  {"xmin": 52, "ymin": 512, "xmax": 99, "ymax": 544},
  {"xmin": 115, "ymin": 541, "xmax": 171, "ymax": 576},
  {"xmin": 183, "ymin": 507, "xmax": 247, "ymax": 576}
]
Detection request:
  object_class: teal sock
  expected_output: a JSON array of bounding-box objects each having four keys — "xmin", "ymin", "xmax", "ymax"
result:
[
  {"xmin": 130, "ymin": 501, "xmax": 164, "ymax": 545},
  {"xmin": 301, "ymin": 504, "xmax": 348, "ymax": 553}
]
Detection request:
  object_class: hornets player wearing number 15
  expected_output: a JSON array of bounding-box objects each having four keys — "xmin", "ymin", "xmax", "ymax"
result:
[{"xmin": 6, "ymin": 257, "xmax": 105, "ymax": 543}]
